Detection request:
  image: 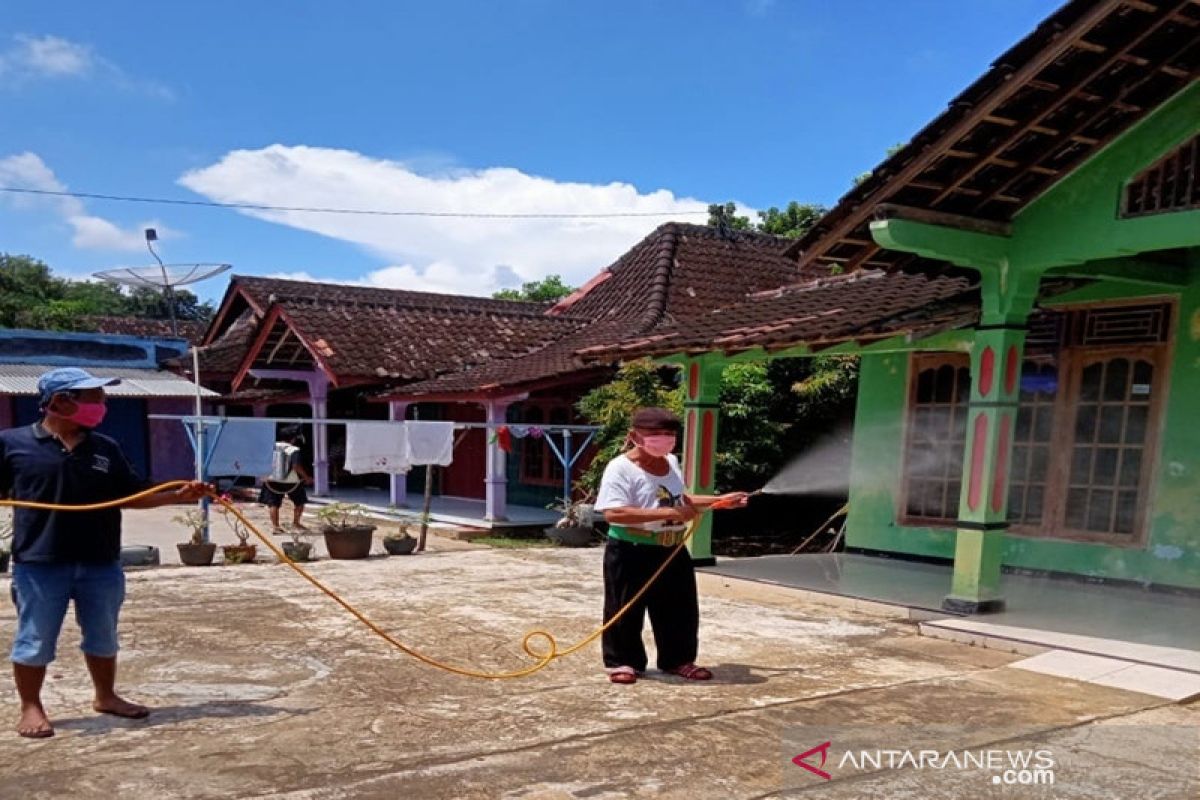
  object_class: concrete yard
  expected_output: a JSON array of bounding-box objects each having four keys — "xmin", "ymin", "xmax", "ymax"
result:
[{"xmin": 0, "ymin": 507, "xmax": 1196, "ymax": 799}]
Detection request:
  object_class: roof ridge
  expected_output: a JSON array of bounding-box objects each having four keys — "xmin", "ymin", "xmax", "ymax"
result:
[{"xmin": 231, "ymin": 275, "xmax": 566, "ymax": 318}]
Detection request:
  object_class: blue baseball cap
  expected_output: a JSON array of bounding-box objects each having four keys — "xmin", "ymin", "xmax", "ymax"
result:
[{"xmin": 37, "ymin": 367, "xmax": 120, "ymax": 405}]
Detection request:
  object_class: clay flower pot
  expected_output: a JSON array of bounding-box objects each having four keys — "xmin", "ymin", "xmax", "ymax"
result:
[
  {"xmin": 281, "ymin": 541, "xmax": 314, "ymax": 562},
  {"xmin": 222, "ymin": 544, "xmax": 258, "ymax": 565},
  {"xmin": 383, "ymin": 535, "xmax": 417, "ymax": 555},
  {"xmin": 322, "ymin": 525, "xmax": 376, "ymax": 559},
  {"xmin": 177, "ymin": 542, "xmax": 217, "ymax": 566}
]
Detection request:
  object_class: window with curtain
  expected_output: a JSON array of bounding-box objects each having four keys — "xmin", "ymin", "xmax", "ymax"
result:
[{"xmin": 900, "ymin": 302, "xmax": 1170, "ymax": 545}]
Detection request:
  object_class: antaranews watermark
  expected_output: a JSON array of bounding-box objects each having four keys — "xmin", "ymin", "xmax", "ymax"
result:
[{"xmin": 782, "ymin": 724, "xmax": 1198, "ymax": 798}]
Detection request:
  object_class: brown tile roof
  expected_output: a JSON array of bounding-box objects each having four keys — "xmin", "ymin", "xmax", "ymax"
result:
[
  {"xmin": 233, "ymin": 275, "xmax": 560, "ymax": 317},
  {"xmin": 385, "ymin": 223, "xmax": 817, "ymax": 397},
  {"xmin": 257, "ymin": 300, "xmax": 580, "ymax": 384},
  {"xmin": 80, "ymin": 316, "xmax": 206, "ymax": 343},
  {"xmin": 551, "ymin": 222, "xmax": 822, "ymax": 325},
  {"xmin": 194, "ymin": 310, "xmax": 258, "ymax": 376},
  {"xmin": 791, "ymin": 0, "xmax": 1200, "ymax": 274},
  {"xmin": 576, "ymin": 271, "xmax": 979, "ymax": 359}
]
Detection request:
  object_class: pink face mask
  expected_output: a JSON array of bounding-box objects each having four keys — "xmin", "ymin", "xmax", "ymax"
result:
[
  {"xmin": 53, "ymin": 401, "xmax": 108, "ymax": 428},
  {"xmin": 638, "ymin": 434, "xmax": 676, "ymax": 458}
]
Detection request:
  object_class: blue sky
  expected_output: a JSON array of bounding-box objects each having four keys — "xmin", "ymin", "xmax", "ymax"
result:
[{"xmin": 0, "ymin": 0, "xmax": 1060, "ymax": 300}]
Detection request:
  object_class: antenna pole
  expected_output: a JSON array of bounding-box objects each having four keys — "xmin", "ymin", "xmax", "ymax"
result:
[{"xmin": 146, "ymin": 235, "xmax": 179, "ymax": 337}]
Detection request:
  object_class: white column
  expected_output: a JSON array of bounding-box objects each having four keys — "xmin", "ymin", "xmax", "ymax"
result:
[
  {"xmin": 308, "ymin": 375, "xmax": 330, "ymax": 496},
  {"xmin": 484, "ymin": 399, "xmax": 511, "ymax": 521},
  {"xmin": 389, "ymin": 400, "xmax": 410, "ymax": 508}
]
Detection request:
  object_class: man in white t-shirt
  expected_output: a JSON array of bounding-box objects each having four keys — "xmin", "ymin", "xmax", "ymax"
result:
[{"xmin": 594, "ymin": 407, "xmax": 748, "ymax": 685}]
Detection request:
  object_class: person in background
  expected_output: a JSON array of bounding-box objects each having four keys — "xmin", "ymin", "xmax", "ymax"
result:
[
  {"xmin": 259, "ymin": 425, "xmax": 313, "ymax": 534},
  {"xmin": 0, "ymin": 368, "xmax": 207, "ymax": 738},
  {"xmin": 594, "ymin": 407, "xmax": 749, "ymax": 685}
]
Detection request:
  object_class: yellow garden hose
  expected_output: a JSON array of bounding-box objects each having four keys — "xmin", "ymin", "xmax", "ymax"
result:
[{"xmin": 0, "ymin": 481, "xmax": 724, "ymax": 680}]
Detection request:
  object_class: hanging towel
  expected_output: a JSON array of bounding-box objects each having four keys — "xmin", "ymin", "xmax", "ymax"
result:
[
  {"xmin": 405, "ymin": 420, "xmax": 456, "ymax": 466},
  {"xmin": 344, "ymin": 421, "xmax": 410, "ymax": 475},
  {"xmin": 205, "ymin": 419, "xmax": 276, "ymax": 477}
]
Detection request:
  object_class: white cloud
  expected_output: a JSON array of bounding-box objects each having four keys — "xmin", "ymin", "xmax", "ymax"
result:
[
  {"xmin": 12, "ymin": 34, "xmax": 93, "ymax": 76},
  {"xmin": 180, "ymin": 145, "xmax": 719, "ymax": 296},
  {"xmin": 0, "ymin": 151, "xmax": 180, "ymax": 252},
  {"xmin": 0, "ymin": 34, "xmax": 172, "ymax": 99}
]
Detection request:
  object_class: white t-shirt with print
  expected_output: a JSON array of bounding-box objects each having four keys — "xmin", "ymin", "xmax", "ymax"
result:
[{"xmin": 595, "ymin": 453, "xmax": 688, "ymax": 533}]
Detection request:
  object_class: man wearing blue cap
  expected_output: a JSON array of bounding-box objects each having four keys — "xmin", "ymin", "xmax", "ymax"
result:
[{"xmin": 0, "ymin": 367, "xmax": 207, "ymax": 738}]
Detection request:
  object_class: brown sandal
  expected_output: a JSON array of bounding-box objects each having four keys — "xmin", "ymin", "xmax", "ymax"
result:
[
  {"xmin": 666, "ymin": 663, "xmax": 713, "ymax": 681},
  {"xmin": 607, "ymin": 666, "xmax": 638, "ymax": 684}
]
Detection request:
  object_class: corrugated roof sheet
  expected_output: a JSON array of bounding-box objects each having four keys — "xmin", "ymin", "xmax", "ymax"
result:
[{"xmin": 0, "ymin": 365, "xmax": 218, "ymax": 398}]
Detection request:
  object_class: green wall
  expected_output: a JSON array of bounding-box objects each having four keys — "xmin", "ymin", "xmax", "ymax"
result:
[{"xmin": 846, "ymin": 274, "xmax": 1200, "ymax": 589}]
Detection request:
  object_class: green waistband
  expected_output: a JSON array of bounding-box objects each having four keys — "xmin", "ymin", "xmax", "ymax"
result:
[{"xmin": 607, "ymin": 523, "xmax": 685, "ymax": 545}]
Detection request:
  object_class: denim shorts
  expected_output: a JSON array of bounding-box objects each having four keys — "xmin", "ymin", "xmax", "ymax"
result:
[{"xmin": 9, "ymin": 561, "xmax": 126, "ymax": 667}]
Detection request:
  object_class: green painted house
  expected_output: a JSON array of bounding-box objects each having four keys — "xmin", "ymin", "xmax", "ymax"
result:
[{"xmin": 586, "ymin": 0, "xmax": 1200, "ymax": 611}]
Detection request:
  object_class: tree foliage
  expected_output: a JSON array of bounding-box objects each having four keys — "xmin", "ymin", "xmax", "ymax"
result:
[
  {"xmin": 0, "ymin": 253, "xmax": 214, "ymax": 331},
  {"xmin": 705, "ymin": 202, "xmax": 753, "ymax": 231},
  {"xmin": 576, "ymin": 359, "xmax": 684, "ymax": 494},
  {"xmin": 707, "ymin": 200, "xmax": 826, "ymax": 239},
  {"xmin": 492, "ymin": 274, "xmax": 575, "ymax": 303},
  {"xmin": 577, "ymin": 356, "xmax": 860, "ymax": 496}
]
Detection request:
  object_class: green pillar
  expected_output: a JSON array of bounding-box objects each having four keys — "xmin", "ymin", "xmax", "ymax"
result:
[
  {"xmin": 943, "ymin": 325, "xmax": 1026, "ymax": 614},
  {"xmin": 681, "ymin": 356, "xmax": 723, "ymax": 566}
]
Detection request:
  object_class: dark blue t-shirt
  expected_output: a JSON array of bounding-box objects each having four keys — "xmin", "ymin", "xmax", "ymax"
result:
[{"xmin": 0, "ymin": 423, "xmax": 149, "ymax": 563}]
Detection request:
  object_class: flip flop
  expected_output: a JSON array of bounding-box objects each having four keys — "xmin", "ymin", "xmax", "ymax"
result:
[
  {"xmin": 94, "ymin": 702, "xmax": 150, "ymax": 719},
  {"xmin": 665, "ymin": 663, "xmax": 713, "ymax": 681},
  {"xmin": 607, "ymin": 666, "xmax": 638, "ymax": 684}
]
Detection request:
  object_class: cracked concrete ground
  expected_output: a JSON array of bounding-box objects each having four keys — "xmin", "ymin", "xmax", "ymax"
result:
[{"xmin": 0, "ymin": 507, "xmax": 1196, "ymax": 799}]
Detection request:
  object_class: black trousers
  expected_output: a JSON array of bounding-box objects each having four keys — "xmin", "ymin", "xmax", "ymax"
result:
[{"xmin": 602, "ymin": 538, "xmax": 699, "ymax": 671}]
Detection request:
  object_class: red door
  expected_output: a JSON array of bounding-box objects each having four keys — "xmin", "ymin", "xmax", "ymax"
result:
[{"xmin": 440, "ymin": 404, "xmax": 485, "ymax": 499}]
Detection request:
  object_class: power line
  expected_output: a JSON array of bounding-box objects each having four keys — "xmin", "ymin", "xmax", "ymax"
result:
[{"xmin": 0, "ymin": 185, "xmax": 710, "ymax": 219}]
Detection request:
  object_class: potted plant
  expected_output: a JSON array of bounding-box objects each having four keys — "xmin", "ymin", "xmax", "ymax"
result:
[
  {"xmin": 0, "ymin": 511, "xmax": 12, "ymax": 574},
  {"xmin": 174, "ymin": 509, "xmax": 217, "ymax": 566},
  {"xmin": 544, "ymin": 495, "xmax": 597, "ymax": 547},
  {"xmin": 214, "ymin": 500, "xmax": 256, "ymax": 564},
  {"xmin": 316, "ymin": 502, "xmax": 376, "ymax": 560},
  {"xmin": 281, "ymin": 525, "xmax": 315, "ymax": 562},
  {"xmin": 383, "ymin": 520, "xmax": 417, "ymax": 556}
]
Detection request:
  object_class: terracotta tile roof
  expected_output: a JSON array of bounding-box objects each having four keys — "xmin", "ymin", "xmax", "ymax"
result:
[
  {"xmin": 189, "ymin": 310, "xmax": 258, "ymax": 376},
  {"xmin": 386, "ymin": 223, "xmax": 817, "ymax": 397},
  {"xmin": 551, "ymin": 222, "xmax": 822, "ymax": 325},
  {"xmin": 80, "ymin": 316, "xmax": 206, "ymax": 344},
  {"xmin": 576, "ymin": 271, "xmax": 979, "ymax": 358},
  {"xmin": 233, "ymin": 275, "xmax": 561, "ymax": 317},
  {"xmin": 264, "ymin": 301, "xmax": 581, "ymax": 383}
]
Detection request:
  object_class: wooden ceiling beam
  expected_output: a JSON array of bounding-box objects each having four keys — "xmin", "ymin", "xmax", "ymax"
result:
[
  {"xmin": 795, "ymin": 0, "xmax": 1127, "ymax": 270},
  {"xmin": 929, "ymin": 2, "xmax": 1190, "ymax": 211},
  {"xmin": 969, "ymin": 18, "xmax": 1198, "ymax": 213}
]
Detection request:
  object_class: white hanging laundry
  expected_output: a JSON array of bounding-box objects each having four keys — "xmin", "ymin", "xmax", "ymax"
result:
[
  {"xmin": 206, "ymin": 419, "xmax": 276, "ymax": 477},
  {"xmin": 344, "ymin": 421, "xmax": 410, "ymax": 475},
  {"xmin": 405, "ymin": 420, "xmax": 456, "ymax": 466}
]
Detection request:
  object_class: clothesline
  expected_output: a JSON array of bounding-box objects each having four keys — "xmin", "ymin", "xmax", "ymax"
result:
[{"xmin": 147, "ymin": 414, "xmax": 600, "ymax": 434}]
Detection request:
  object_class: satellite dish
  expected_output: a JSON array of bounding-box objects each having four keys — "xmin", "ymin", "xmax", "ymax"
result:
[{"xmin": 93, "ymin": 229, "xmax": 231, "ymax": 337}]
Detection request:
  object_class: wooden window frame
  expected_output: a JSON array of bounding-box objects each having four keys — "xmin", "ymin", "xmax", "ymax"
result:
[
  {"xmin": 898, "ymin": 300, "xmax": 1173, "ymax": 547},
  {"xmin": 516, "ymin": 402, "xmax": 576, "ymax": 487},
  {"xmin": 898, "ymin": 352, "xmax": 971, "ymax": 528},
  {"xmin": 1031, "ymin": 343, "xmax": 1170, "ymax": 548}
]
